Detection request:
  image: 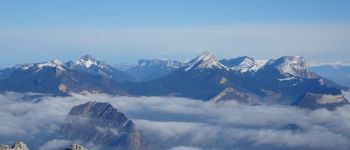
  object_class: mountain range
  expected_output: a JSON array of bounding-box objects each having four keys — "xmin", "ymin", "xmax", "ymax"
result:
[{"xmin": 0, "ymin": 52, "xmax": 348, "ymax": 110}]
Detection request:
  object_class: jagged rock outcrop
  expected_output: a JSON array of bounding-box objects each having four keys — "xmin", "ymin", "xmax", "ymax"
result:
[
  {"xmin": 0, "ymin": 141, "xmax": 28, "ymax": 150},
  {"xmin": 65, "ymin": 101, "xmax": 143, "ymax": 150}
]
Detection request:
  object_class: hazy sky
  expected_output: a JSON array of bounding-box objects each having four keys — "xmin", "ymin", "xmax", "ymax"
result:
[{"xmin": 0, "ymin": 0, "xmax": 350, "ymax": 67}]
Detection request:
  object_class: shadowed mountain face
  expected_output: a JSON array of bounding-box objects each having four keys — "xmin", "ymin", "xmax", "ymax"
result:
[
  {"xmin": 0, "ymin": 53, "xmax": 347, "ymax": 110},
  {"xmin": 65, "ymin": 101, "xmax": 143, "ymax": 150}
]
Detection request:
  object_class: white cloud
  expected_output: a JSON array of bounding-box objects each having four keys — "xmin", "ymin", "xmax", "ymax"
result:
[
  {"xmin": 169, "ymin": 146, "xmax": 202, "ymax": 150},
  {"xmin": 40, "ymin": 139, "xmax": 71, "ymax": 150},
  {"xmin": 0, "ymin": 92, "xmax": 350, "ymax": 149}
]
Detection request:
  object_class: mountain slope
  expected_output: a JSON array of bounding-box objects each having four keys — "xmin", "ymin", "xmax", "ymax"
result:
[
  {"xmin": 123, "ymin": 52, "xmax": 262, "ymax": 102},
  {"xmin": 250, "ymin": 56, "xmax": 348, "ymax": 105},
  {"xmin": 220, "ymin": 56, "xmax": 267, "ymax": 73},
  {"xmin": 310, "ymin": 65, "xmax": 350, "ymax": 88},
  {"xmin": 65, "ymin": 101, "xmax": 144, "ymax": 150},
  {"xmin": 124, "ymin": 53, "xmax": 348, "ymax": 109},
  {"xmin": 0, "ymin": 59, "xmax": 127, "ymax": 95},
  {"xmin": 293, "ymin": 91, "xmax": 348, "ymax": 110},
  {"xmin": 66, "ymin": 55, "xmax": 136, "ymax": 82}
]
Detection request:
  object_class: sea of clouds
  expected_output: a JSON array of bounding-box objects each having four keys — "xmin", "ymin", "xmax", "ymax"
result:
[{"xmin": 0, "ymin": 92, "xmax": 350, "ymax": 150}]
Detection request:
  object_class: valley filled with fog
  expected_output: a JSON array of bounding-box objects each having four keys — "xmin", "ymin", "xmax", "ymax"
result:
[{"xmin": 1, "ymin": 92, "xmax": 350, "ymax": 150}]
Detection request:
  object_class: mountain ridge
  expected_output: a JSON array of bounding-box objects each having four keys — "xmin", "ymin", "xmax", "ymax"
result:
[{"xmin": 0, "ymin": 52, "xmax": 347, "ymax": 110}]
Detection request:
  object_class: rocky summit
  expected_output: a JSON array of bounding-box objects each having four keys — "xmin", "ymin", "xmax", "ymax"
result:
[{"xmin": 65, "ymin": 101, "xmax": 143, "ymax": 150}]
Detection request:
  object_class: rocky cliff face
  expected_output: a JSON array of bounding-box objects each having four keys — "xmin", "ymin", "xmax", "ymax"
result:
[{"xmin": 65, "ymin": 101, "xmax": 143, "ymax": 150}]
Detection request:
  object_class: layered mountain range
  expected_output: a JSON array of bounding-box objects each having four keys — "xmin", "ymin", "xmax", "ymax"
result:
[{"xmin": 0, "ymin": 52, "xmax": 348, "ymax": 110}]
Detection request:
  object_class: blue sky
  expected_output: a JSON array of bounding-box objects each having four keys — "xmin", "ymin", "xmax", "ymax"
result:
[{"xmin": 0, "ymin": 0, "xmax": 350, "ymax": 67}]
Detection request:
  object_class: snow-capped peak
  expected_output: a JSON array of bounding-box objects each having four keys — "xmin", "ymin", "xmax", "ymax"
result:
[
  {"xmin": 18, "ymin": 59, "xmax": 66, "ymax": 71},
  {"xmin": 66, "ymin": 55, "xmax": 109, "ymax": 74},
  {"xmin": 184, "ymin": 52, "xmax": 228, "ymax": 71},
  {"xmin": 269, "ymin": 56, "xmax": 309, "ymax": 77},
  {"xmin": 76, "ymin": 55, "xmax": 99, "ymax": 68},
  {"xmin": 238, "ymin": 57, "xmax": 268, "ymax": 73},
  {"xmin": 38, "ymin": 59, "xmax": 66, "ymax": 71},
  {"xmin": 50, "ymin": 59, "xmax": 65, "ymax": 66},
  {"xmin": 220, "ymin": 56, "xmax": 268, "ymax": 73}
]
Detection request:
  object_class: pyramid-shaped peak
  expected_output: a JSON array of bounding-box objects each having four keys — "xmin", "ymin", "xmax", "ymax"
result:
[
  {"xmin": 70, "ymin": 55, "xmax": 101, "ymax": 68},
  {"xmin": 196, "ymin": 51, "xmax": 216, "ymax": 62},
  {"xmin": 184, "ymin": 51, "xmax": 227, "ymax": 71}
]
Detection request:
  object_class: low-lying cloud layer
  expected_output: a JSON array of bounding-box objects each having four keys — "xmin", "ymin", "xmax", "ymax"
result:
[{"xmin": 0, "ymin": 92, "xmax": 350, "ymax": 150}]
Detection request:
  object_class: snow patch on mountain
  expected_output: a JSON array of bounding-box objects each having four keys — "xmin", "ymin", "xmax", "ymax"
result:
[
  {"xmin": 269, "ymin": 56, "xmax": 309, "ymax": 77},
  {"xmin": 221, "ymin": 56, "xmax": 268, "ymax": 73},
  {"xmin": 67, "ymin": 55, "xmax": 103, "ymax": 69},
  {"xmin": 17, "ymin": 59, "xmax": 66, "ymax": 71},
  {"xmin": 278, "ymin": 77, "xmax": 296, "ymax": 81},
  {"xmin": 185, "ymin": 52, "xmax": 228, "ymax": 71},
  {"xmin": 138, "ymin": 58, "xmax": 183, "ymax": 69}
]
